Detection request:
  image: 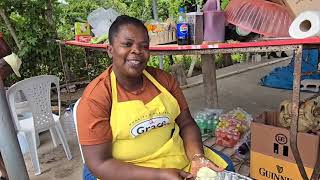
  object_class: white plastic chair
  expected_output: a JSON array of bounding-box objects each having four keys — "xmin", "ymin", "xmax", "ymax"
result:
[
  {"xmin": 72, "ymin": 99, "xmax": 85, "ymax": 163},
  {"xmin": 6, "ymin": 75, "xmax": 72, "ymax": 175}
]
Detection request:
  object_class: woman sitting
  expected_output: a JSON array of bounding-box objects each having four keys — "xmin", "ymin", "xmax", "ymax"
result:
[{"xmin": 77, "ymin": 15, "xmax": 233, "ymax": 180}]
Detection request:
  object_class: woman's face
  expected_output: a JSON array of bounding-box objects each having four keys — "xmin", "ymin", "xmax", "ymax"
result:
[{"xmin": 108, "ymin": 24, "xmax": 150, "ymax": 78}]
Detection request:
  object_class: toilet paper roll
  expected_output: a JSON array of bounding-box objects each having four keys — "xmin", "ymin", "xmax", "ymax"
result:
[{"xmin": 289, "ymin": 11, "xmax": 320, "ymax": 39}]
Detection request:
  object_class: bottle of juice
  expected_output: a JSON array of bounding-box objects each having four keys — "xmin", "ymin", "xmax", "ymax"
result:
[{"xmin": 176, "ymin": 7, "xmax": 190, "ymax": 45}]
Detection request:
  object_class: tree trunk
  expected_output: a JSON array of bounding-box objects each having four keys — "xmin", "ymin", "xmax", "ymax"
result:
[
  {"xmin": 45, "ymin": 0, "xmax": 58, "ymax": 38},
  {"xmin": 0, "ymin": 9, "xmax": 21, "ymax": 50}
]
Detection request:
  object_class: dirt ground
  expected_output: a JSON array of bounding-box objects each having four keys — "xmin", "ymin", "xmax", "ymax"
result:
[{"xmin": 12, "ymin": 56, "xmax": 314, "ymax": 179}]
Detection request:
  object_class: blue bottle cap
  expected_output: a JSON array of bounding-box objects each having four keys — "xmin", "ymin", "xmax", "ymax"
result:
[{"xmin": 179, "ymin": 7, "xmax": 185, "ymax": 13}]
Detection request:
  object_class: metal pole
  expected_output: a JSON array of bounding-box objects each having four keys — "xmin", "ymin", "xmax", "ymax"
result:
[
  {"xmin": 290, "ymin": 45, "xmax": 308, "ymax": 180},
  {"xmin": 0, "ymin": 79, "xmax": 29, "ymax": 180},
  {"xmin": 159, "ymin": 55, "xmax": 164, "ymax": 70},
  {"xmin": 152, "ymin": 0, "xmax": 159, "ymax": 21}
]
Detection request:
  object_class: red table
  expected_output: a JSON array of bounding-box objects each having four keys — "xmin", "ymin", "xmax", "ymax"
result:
[{"xmin": 65, "ymin": 37, "xmax": 320, "ymax": 50}]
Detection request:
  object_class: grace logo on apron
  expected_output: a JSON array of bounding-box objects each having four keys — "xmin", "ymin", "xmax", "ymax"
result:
[{"xmin": 130, "ymin": 116, "xmax": 170, "ymax": 137}]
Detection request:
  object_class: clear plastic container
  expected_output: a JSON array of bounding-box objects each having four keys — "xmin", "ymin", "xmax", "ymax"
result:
[
  {"xmin": 196, "ymin": 170, "xmax": 252, "ymax": 180},
  {"xmin": 62, "ymin": 108, "xmax": 77, "ymax": 140}
]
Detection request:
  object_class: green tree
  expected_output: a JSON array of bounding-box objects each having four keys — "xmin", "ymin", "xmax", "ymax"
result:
[
  {"xmin": 0, "ymin": 0, "xmax": 187, "ymax": 85},
  {"xmin": 0, "ymin": 0, "xmax": 63, "ymax": 83}
]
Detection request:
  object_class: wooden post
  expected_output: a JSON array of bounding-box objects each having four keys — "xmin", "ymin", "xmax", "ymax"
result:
[
  {"xmin": 187, "ymin": 57, "xmax": 197, "ymax": 78},
  {"xmin": 84, "ymin": 48, "xmax": 92, "ymax": 80},
  {"xmin": 223, "ymin": 54, "xmax": 232, "ymax": 67},
  {"xmin": 171, "ymin": 63, "xmax": 187, "ymax": 86},
  {"xmin": 201, "ymin": 54, "xmax": 218, "ymax": 108},
  {"xmin": 58, "ymin": 42, "xmax": 74, "ymax": 102}
]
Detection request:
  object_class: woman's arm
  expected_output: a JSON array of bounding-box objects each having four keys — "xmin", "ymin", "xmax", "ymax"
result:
[
  {"xmin": 176, "ymin": 108, "xmax": 224, "ymax": 175},
  {"xmin": 175, "ymin": 108, "xmax": 204, "ymax": 160},
  {"xmin": 82, "ymin": 142, "xmax": 191, "ymax": 180}
]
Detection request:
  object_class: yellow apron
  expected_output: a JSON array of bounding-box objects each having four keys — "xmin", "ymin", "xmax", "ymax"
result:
[{"xmin": 109, "ymin": 70, "xmax": 227, "ymax": 171}]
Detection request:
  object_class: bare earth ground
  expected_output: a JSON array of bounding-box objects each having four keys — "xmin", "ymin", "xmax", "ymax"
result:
[{"xmin": 17, "ymin": 56, "xmax": 314, "ymax": 179}]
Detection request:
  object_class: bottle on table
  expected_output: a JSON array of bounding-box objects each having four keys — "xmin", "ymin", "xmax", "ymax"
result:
[{"xmin": 177, "ymin": 7, "xmax": 190, "ymax": 45}]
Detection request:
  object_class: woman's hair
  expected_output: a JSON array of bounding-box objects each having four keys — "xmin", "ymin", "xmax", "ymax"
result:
[{"xmin": 108, "ymin": 15, "xmax": 148, "ymax": 44}]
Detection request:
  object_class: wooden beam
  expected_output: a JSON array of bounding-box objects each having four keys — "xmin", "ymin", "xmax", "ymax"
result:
[{"xmin": 201, "ymin": 54, "xmax": 218, "ymax": 108}]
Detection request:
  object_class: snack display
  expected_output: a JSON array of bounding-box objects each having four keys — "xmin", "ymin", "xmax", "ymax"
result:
[
  {"xmin": 215, "ymin": 108, "xmax": 252, "ymax": 148},
  {"xmin": 194, "ymin": 109, "xmax": 223, "ymax": 137}
]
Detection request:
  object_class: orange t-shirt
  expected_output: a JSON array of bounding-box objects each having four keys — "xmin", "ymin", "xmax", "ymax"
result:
[{"xmin": 77, "ymin": 66, "xmax": 189, "ymax": 145}]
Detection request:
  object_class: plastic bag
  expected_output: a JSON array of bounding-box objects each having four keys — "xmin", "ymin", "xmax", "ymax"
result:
[
  {"xmin": 87, "ymin": 8, "xmax": 120, "ymax": 37},
  {"xmin": 194, "ymin": 109, "xmax": 223, "ymax": 137},
  {"xmin": 196, "ymin": 169, "xmax": 252, "ymax": 180},
  {"xmin": 233, "ymin": 131, "xmax": 251, "ymax": 160},
  {"xmin": 215, "ymin": 108, "xmax": 252, "ymax": 147}
]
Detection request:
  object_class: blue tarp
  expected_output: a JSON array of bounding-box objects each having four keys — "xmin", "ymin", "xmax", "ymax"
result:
[{"xmin": 260, "ymin": 49, "xmax": 320, "ymax": 90}]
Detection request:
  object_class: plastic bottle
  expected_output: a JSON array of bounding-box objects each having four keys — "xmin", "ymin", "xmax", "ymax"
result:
[
  {"xmin": 207, "ymin": 118, "xmax": 213, "ymax": 134},
  {"xmin": 176, "ymin": 7, "xmax": 190, "ymax": 45},
  {"xmin": 212, "ymin": 115, "xmax": 219, "ymax": 132},
  {"xmin": 198, "ymin": 119, "xmax": 206, "ymax": 135},
  {"xmin": 63, "ymin": 108, "xmax": 76, "ymax": 139}
]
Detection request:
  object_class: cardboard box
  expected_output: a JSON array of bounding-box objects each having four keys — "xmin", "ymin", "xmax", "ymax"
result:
[
  {"xmin": 285, "ymin": 0, "xmax": 320, "ymax": 16},
  {"xmin": 250, "ymin": 112, "xmax": 319, "ymax": 180},
  {"xmin": 268, "ymin": 0, "xmax": 320, "ymax": 16}
]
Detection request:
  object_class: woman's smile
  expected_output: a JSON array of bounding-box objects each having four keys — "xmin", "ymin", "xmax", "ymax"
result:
[{"xmin": 127, "ymin": 58, "xmax": 142, "ymax": 65}]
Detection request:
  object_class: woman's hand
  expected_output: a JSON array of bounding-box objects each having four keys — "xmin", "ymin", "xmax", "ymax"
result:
[
  {"xmin": 190, "ymin": 154, "xmax": 224, "ymax": 177},
  {"xmin": 159, "ymin": 168, "xmax": 193, "ymax": 180}
]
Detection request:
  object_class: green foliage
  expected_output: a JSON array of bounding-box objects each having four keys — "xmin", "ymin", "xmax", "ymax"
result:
[
  {"xmin": 173, "ymin": 55, "xmax": 194, "ymax": 70},
  {"xmin": 231, "ymin": 53, "xmax": 246, "ymax": 63},
  {"xmin": 215, "ymin": 53, "xmax": 223, "ymax": 67},
  {"xmin": 1, "ymin": 0, "xmax": 62, "ymax": 83},
  {"xmin": 214, "ymin": 53, "xmax": 246, "ymax": 67},
  {"xmin": 148, "ymin": 56, "xmax": 171, "ymax": 72},
  {"xmin": 221, "ymin": 0, "xmax": 230, "ymax": 11},
  {"xmin": 0, "ymin": 0, "xmax": 187, "ymax": 86},
  {"xmin": 1, "ymin": 0, "xmax": 236, "ymax": 86}
]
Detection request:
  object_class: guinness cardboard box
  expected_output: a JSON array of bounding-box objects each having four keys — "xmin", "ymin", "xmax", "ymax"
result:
[{"xmin": 250, "ymin": 112, "xmax": 319, "ymax": 180}]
